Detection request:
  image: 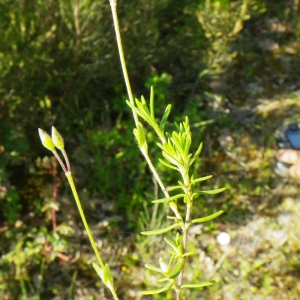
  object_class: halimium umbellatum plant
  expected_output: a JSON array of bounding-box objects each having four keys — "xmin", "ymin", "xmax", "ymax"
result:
[{"xmin": 38, "ymin": 1, "xmax": 226, "ymax": 299}]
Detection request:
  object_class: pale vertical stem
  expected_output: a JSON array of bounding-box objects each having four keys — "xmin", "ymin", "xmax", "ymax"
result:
[
  {"xmin": 65, "ymin": 172, "xmax": 105, "ymax": 270},
  {"xmin": 143, "ymin": 152, "xmax": 169, "ymax": 199},
  {"xmin": 109, "ymin": 0, "xmax": 138, "ymax": 125},
  {"xmin": 109, "ymin": 0, "xmax": 170, "ymax": 200}
]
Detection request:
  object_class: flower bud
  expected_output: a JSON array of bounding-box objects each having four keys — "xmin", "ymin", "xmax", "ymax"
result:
[
  {"xmin": 38, "ymin": 128, "xmax": 55, "ymax": 151},
  {"xmin": 159, "ymin": 257, "xmax": 168, "ymax": 273},
  {"xmin": 51, "ymin": 126, "xmax": 64, "ymax": 150}
]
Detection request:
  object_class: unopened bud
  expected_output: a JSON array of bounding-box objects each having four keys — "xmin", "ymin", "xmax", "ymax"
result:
[
  {"xmin": 38, "ymin": 128, "xmax": 55, "ymax": 151},
  {"xmin": 51, "ymin": 126, "xmax": 64, "ymax": 150}
]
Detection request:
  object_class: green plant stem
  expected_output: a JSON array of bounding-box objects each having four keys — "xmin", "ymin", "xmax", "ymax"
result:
[
  {"xmin": 175, "ymin": 203, "xmax": 191, "ymax": 300},
  {"xmin": 109, "ymin": 0, "xmax": 169, "ymax": 198},
  {"xmin": 144, "ymin": 153, "xmax": 170, "ymax": 198},
  {"xmin": 109, "ymin": 0, "xmax": 138, "ymax": 125},
  {"xmin": 65, "ymin": 172, "xmax": 105, "ymax": 269},
  {"xmin": 110, "ymin": 288, "xmax": 119, "ymax": 300}
]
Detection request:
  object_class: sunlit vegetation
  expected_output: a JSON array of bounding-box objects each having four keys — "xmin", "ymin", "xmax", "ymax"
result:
[{"xmin": 1, "ymin": 0, "xmax": 300, "ymax": 299}]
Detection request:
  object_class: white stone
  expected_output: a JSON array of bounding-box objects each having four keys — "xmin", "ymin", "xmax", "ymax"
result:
[{"xmin": 216, "ymin": 231, "xmax": 231, "ymax": 246}]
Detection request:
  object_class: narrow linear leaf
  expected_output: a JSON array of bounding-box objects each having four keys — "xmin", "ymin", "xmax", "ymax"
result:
[
  {"xmin": 152, "ymin": 194, "xmax": 185, "ymax": 204},
  {"xmin": 126, "ymin": 100, "xmax": 146, "ymax": 119},
  {"xmin": 168, "ymin": 258, "xmax": 185, "ymax": 279},
  {"xmin": 180, "ymin": 278, "xmax": 220, "ymax": 289},
  {"xmin": 194, "ymin": 187, "xmax": 226, "ymax": 195},
  {"xmin": 159, "ymin": 159, "xmax": 179, "ymax": 171},
  {"xmin": 160, "ymin": 104, "xmax": 172, "ymax": 131},
  {"xmin": 192, "ymin": 175, "xmax": 213, "ymax": 184},
  {"xmin": 150, "ymin": 86, "xmax": 155, "ymax": 120},
  {"xmin": 191, "ymin": 209, "xmax": 226, "ymax": 224},
  {"xmin": 141, "ymin": 282, "xmax": 174, "ymax": 295},
  {"xmin": 157, "ymin": 278, "xmax": 173, "ymax": 283},
  {"xmin": 167, "ymin": 185, "xmax": 183, "ymax": 192},
  {"xmin": 164, "ymin": 237, "xmax": 179, "ymax": 253},
  {"xmin": 162, "ymin": 151, "xmax": 182, "ymax": 168},
  {"xmin": 189, "ymin": 142, "xmax": 203, "ymax": 166},
  {"xmin": 141, "ymin": 223, "xmax": 181, "ymax": 235},
  {"xmin": 183, "ymin": 251, "xmax": 197, "ymax": 257},
  {"xmin": 183, "ymin": 135, "xmax": 191, "ymax": 158},
  {"xmin": 145, "ymin": 264, "xmax": 166, "ymax": 274}
]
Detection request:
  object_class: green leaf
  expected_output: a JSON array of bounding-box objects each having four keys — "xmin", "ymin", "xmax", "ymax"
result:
[
  {"xmin": 141, "ymin": 282, "xmax": 174, "ymax": 295},
  {"xmin": 191, "ymin": 175, "xmax": 213, "ymax": 184},
  {"xmin": 159, "ymin": 159, "xmax": 179, "ymax": 171},
  {"xmin": 157, "ymin": 278, "xmax": 173, "ymax": 283},
  {"xmin": 145, "ymin": 264, "xmax": 166, "ymax": 275},
  {"xmin": 162, "ymin": 151, "xmax": 182, "ymax": 168},
  {"xmin": 150, "ymin": 86, "xmax": 155, "ymax": 120},
  {"xmin": 189, "ymin": 142, "xmax": 203, "ymax": 166},
  {"xmin": 191, "ymin": 209, "xmax": 226, "ymax": 224},
  {"xmin": 180, "ymin": 278, "xmax": 220, "ymax": 289},
  {"xmin": 168, "ymin": 257, "xmax": 185, "ymax": 279},
  {"xmin": 167, "ymin": 185, "xmax": 183, "ymax": 192},
  {"xmin": 141, "ymin": 223, "xmax": 181, "ymax": 235},
  {"xmin": 164, "ymin": 237, "xmax": 180, "ymax": 254},
  {"xmin": 126, "ymin": 100, "xmax": 145, "ymax": 118},
  {"xmin": 133, "ymin": 122, "xmax": 148, "ymax": 154},
  {"xmin": 193, "ymin": 187, "xmax": 226, "ymax": 195},
  {"xmin": 160, "ymin": 104, "xmax": 172, "ymax": 131},
  {"xmin": 152, "ymin": 194, "xmax": 185, "ymax": 204},
  {"xmin": 182, "ymin": 251, "xmax": 197, "ymax": 257}
]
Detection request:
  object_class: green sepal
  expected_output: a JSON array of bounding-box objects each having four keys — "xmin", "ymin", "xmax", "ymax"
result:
[
  {"xmin": 180, "ymin": 278, "xmax": 220, "ymax": 289},
  {"xmin": 92, "ymin": 263, "xmax": 114, "ymax": 289},
  {"xmin": 191, "ymin": 175, "xmax": 213, "ymax": 185},
  {"xmin": 191, "ymin": 209, "xmax": 226, "ymax": 224},
  {"xmin": 193, "ymin": 187, "xmax": 226, "ymax": 196},
  {"xmin": 103, "ymin": 264, "xmax": 114, "ymax": 289},
  {"xmin": 92, "ymin": 262, "xmax": 104, "ymax": 281},
  {"xmin": 141, "ymin": 282, "xmax": 173, "ymax": 295},
  {"xmin": 168, "ymin": 257, "xmax": 185, "ymax": 279},
  {"xmin": 152, "ymin": 194, "xmax": 185, "ymax": 204},
  {"xmin": 141, "ymin": 223, "xmax": 181, "ymax": 235}
]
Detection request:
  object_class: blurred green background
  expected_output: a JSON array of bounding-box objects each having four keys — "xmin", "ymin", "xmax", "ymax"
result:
[{"xmin": 1, "ymin": 0, "xmax": 300, "ymax": 299}]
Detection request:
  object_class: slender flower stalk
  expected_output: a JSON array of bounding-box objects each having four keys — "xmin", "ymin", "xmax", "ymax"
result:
[{"xmin": 38, "ymin": 128, "xmax": 119, "ymax": 300}]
